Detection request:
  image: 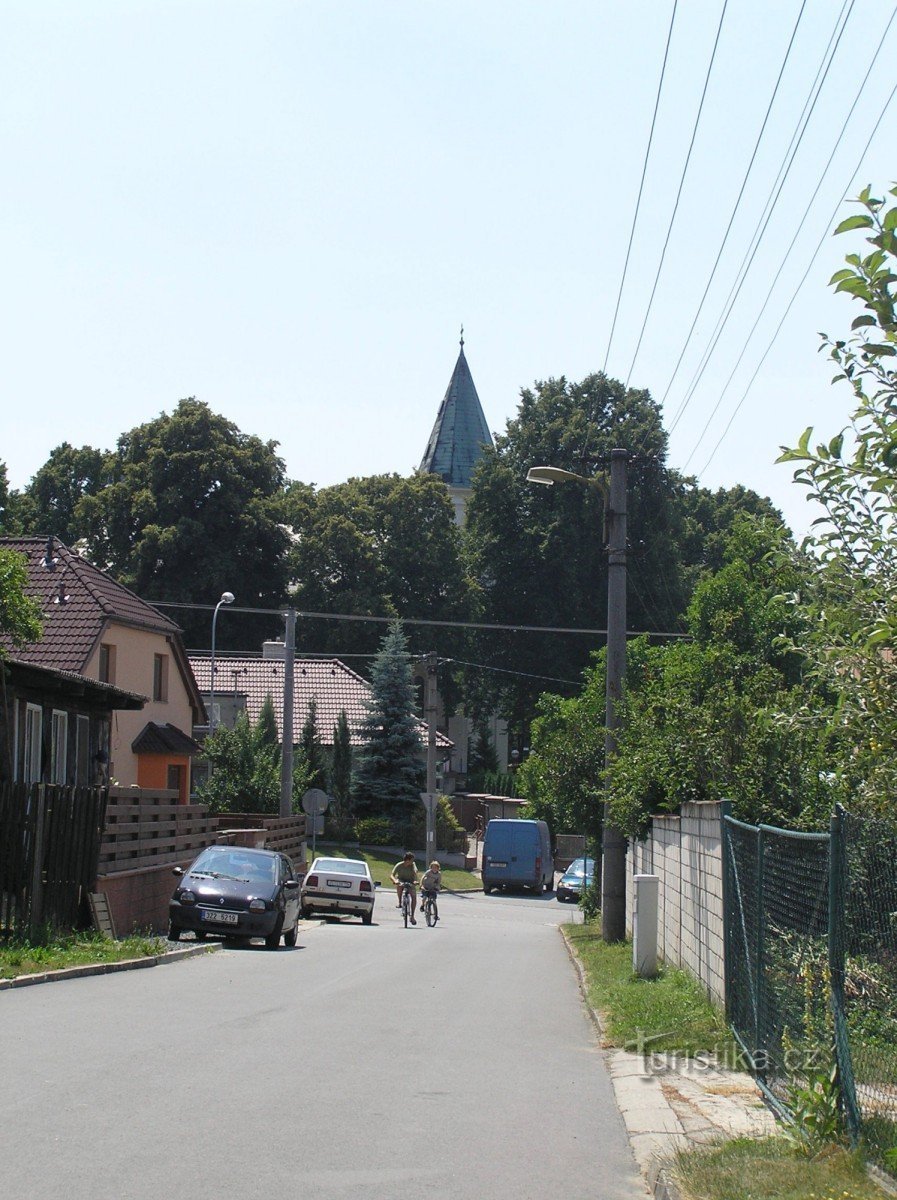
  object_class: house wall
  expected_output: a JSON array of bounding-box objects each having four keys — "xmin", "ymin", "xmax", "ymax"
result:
[
  {"xmin": 1, "ymin": 684, "xmax": 110, "ymax": 787},
  {"xmin": 626, "ymin": 800, "xmax": 725, "ymax": 1006},
  {"xmin": 136, "ymin": 754, "xmax": 191, "ymax": 802},
  {"xmin": 85, "ymin": 625, "xmax": 197, "ymax": 788}
]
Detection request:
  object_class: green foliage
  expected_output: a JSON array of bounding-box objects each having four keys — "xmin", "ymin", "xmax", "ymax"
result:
[
  {"xmin": 14, "ymin": 442, "xmax": 109, "ymax": 544},
  {"xmin": 466, "ymin": 723, "xmax": 498, "ymax": 791},
  {"xmin": 777, "ymin": 185, "xmax": 897, "ymax": 814},
  {"xmin": 353, "ymin": 620, "xmax": 423, "ymax": 817},
  {"xmin": 327, "ymin": 709, "xmax": 354, "ymax": 839},
  {"xmin": 353, "ymin": 816, "xmax": 393, "ymax": 846},
  {"xmin": 301, "ymin": 698, "xmax": 328, "ymax": 792},
  {"xmin": 783, "ymin": 1064, "xmax": 845, "ymax": 1157},
  {"xmin": 579, "ymin": 876, "xmax": 601, "ymax": 922},
  {"xmin": 0, "ymin": 547, "xmax": 43, "ymax": 650},
  {"xmin": 197, "ymin": 709, "xmax": 311, "ymax": 814}
]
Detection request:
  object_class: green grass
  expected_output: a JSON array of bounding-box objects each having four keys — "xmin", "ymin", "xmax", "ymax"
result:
[
  {"xmin": 309, "ymin": 843, "xmax": 481, "ymax": 891},
  {"xmin": 672, "ymin": 1136, "xmax": 891, "ymax": 1200},
  {"xmin": 565, "ymin": 921, "xmax": 739, "ymax": 1061},
  {"xmin": 0, "ymin": 931, "xmax": 169, "ymax": 980}
]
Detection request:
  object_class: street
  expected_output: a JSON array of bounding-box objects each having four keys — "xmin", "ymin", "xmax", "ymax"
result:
[{"xmin": 1, "ymin": 890, "xmax": 646, "ymax": 1200}]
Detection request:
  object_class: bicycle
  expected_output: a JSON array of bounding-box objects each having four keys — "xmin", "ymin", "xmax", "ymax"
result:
[
  {"xmin": 421, "ymin": 889, "xmax": 439, "ymax": 927},
  {"xmin": 400, "ymin": 881, "xmax": 415, "ymax": 928}
]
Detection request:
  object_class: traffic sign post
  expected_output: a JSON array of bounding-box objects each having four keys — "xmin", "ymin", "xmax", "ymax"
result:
[{"xmin": 302, "ymin": 788, "xmax": 330, "ymax": 859}]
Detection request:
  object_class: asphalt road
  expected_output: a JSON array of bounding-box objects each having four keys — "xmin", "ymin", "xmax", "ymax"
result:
[{"xmin": 1, "ymin": 889, "xmax": 646, "ymax": 1200}]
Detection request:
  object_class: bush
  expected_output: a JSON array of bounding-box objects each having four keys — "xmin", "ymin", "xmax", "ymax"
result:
[{"xmin": 354, "ymin": 816, "xmax": 393, "ymax": 846}]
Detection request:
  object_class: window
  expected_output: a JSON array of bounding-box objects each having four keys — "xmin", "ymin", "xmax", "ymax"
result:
[
  {"xmin": 75, "ymin": 716, "xmax": 90, "ymax": 785},
  {"xmin": 98, "ymin": 643, "xmax": 116, "ymax": 684},
  {"xmin": 22, "ymin": 704, "xmax": 42, "ymax": 783},
  {"xmin": 50, "ymin": 710, "xmax": 68, "ymax": 785},
  {"xmin": 153, "ymin": 653, "xmax": 169, "ymax": 702}
]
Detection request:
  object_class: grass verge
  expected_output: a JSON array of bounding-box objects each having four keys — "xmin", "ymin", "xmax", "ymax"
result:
[
  {"xmin": 0, "ymin": 931, "xmax": 169, "ymax": 980},
  {"xmin": 565, "ymin": 920, "xmax": 738, "ymax": 1061},
  {"xmin": 309, "ymin": 843, "xmax": 481, "ymax": 891},
  {"xmin": 672, "ymin": 1136, "xmax": 892, "ymax": 1200}
]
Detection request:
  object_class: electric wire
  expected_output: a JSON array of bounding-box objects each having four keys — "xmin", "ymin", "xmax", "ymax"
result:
[
  {"xmin": 667, "ymin": 0, "xmax": 853, "ymax": 439},
  {"xmin": 697, "ymin": 67, "xmax": 897, "ymax": 475},
  {"xmin": 602, "ymin": 0, "xmax": 679, "ymax": 375},
  {"xmin": 625, "ymin": 0, "xmax": 730, "ymax": 390},
  {"xmin": 685, "ymin": 2, "xmax": 897, "ymax": 471}
]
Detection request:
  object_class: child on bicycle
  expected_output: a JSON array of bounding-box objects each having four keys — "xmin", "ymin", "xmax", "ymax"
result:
[
  {"xmin": 420, "ymin": 861, "xmax": 442, "ymax": 921},
  {"xmin": 391, "ymin": 852, "xmax": 419, "ymax": 924}
]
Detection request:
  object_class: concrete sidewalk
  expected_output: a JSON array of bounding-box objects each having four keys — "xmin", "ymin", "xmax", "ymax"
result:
[{"xmin": 562, "ymin": 927, "xmax": 776, "ymax": 1199}]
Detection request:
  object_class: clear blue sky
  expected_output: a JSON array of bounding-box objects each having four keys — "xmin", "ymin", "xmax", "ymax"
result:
[{"xmin": 2, "ymin": 1, "xmax": 894, "ymax": 538}]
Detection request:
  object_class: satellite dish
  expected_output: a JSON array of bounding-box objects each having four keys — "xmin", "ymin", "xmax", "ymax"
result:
[{"xmin": 301, "ymin": 788, "xmax": 330, "ymax": 817}]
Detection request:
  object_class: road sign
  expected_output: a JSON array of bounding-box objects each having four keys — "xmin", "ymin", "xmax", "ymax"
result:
[
  {"xmin": 302, "ymin": 788, "xmax": 330, "ymax": 817},
  {"xmin": 419, "ymin": 792, "xmax": 439, "ymax": 817}
]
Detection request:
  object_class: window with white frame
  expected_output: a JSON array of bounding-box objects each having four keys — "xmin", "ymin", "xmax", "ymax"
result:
[
  {"xmin": 75, "ymin": 715, "xmax": 90, "ymax": 785},
  {"xmin": 23, "ymin": 704, "xmax": 42, "ymax": 783},
  {"xmin": 51, "ymin": 710, "xmax": 68, "ymax": 785}
]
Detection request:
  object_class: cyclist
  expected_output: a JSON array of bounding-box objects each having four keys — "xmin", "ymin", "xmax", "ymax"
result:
[
  {"xmin": 391, "ymin": 852, "xmax": 419, "ymax": 924},
  {"xmin": 420, "ymin": 860, "xmax": 442, "ymax": 922}
]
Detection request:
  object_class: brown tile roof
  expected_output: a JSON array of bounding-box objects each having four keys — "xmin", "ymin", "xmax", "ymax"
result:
[
  {"xmin": 189, "ymin": 655, "xmax": 452, "ymax": 750},
  {"xmin": 131, "ymin": 721, "xmax": 202, "ymax": 756},
  {"xmin": 0, "ymin": 536, "xmax": 182, "ymax": 674}
]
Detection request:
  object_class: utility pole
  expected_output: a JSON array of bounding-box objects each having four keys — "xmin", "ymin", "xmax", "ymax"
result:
[
  {"xmin": 279, "ymin": 608, "xmax": 296, "ymax": 818},
  {"xmin": 601, "ymin": 449, "xmax": 628, "ymax": 942}
]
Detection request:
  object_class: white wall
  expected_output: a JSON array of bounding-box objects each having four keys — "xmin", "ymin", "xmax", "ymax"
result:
[{"xmin": 626, "ymin": 800, "xmax": 725, "ymax": 1005}]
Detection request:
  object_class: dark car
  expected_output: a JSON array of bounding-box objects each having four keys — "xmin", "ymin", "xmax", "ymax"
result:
[
  {"xmin": 168, "ymin": 846, "xmax": 301, "ymax": 948},
  {"xmin": 556, "ymin": 857, "xmax": 596, "ymax": 903}
]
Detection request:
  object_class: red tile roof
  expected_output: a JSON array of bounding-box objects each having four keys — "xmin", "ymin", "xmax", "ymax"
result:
[
  {"xmin": 0, "ymin": 537, "xmax": 182, "ymax": 674},
  {"xmin": 189, "ymin": 655, "xmax": 452, "ymax": 750}
]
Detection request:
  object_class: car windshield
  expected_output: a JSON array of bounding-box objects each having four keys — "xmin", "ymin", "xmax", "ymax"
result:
[
  {"xmin": 190, "ymin": 848, "xmax": 276, "ymax": 882},
  {"xmin": 566, "ymin": 859, "xmax": 594, "ymax": 878},
  {"xmin": 313, "ymin": 858, "xmax": 367, "ymax": 876}
]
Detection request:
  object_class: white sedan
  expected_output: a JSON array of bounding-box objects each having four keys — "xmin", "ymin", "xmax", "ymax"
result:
[{"xmin": 300, "ymin": 856, "xmax": 377, "ymax": 924}]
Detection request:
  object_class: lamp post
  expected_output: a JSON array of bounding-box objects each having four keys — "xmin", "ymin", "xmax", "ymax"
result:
[
  {"xmin": 527, "ymin": 450, "xmax": 628, "ymax": 942},
  {"xmin": 209, "ymin": 591, "xmax": 235, "ymax": 733}
]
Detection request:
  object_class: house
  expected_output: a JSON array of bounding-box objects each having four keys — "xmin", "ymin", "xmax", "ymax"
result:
[
  {"xmin": 188, "ymin": 640, "xmax": 454, "ymax": 785},
  {"xmin": 0, "ymin": 537, "xmax": 205, "ymax": 800}
]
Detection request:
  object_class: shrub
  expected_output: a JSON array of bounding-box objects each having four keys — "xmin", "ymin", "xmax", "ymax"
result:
[{"xmin": 354, "ymin": 816, "xmax": 393, "ymax": 846}]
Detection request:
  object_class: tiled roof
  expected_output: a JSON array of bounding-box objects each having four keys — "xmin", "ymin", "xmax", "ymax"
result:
[
  {"xmin": 419, "ymin": 340, "xmax": 493, "ymax": 489},
  {"xmin": 131, "ymin": 721, "xmax": 202, "ymax": 756},
  {"xmin": 189, "ymin": 655, "xmax": 452, "ymax": 750},
  {"xmin": 0, "ymin": 537, "xmax": 182, "ymax": 674}
]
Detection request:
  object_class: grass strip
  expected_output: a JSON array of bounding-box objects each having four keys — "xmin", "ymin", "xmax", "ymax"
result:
[
  {"xmin": 0, "ymin": 931, "xmax": 168, "ymax": 979},
  {"xmin": 672, "ymin": 1136, "xmax": 891, "ymax": 1200}
]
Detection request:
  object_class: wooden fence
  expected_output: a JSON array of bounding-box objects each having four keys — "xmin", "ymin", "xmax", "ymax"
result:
[
  {"xmin": 98, "ymin": 787, "xmax": 218, "ymax": 874},
  {"xmin": 0, "ymin": 781, "xmax": 108, "ymax": 940}
]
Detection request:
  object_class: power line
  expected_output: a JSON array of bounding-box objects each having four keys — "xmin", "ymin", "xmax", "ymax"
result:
[
  {"xmin": 603, "ymin": 0, "xmax": 679, "ymax": 375},
  {"xmin": 624, "ymin": 0, "xmax": 730, "ymax": 390}
]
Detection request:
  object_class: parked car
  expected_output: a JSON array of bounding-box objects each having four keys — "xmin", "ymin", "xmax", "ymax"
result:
[
  {"xmin": 556, "ymin": 857, "xmax": 596, "ymax": 903},
  {"xmin": 168, "ymin": 846, "xmax": 301, "ymax": 948},
  {"xmin": 300, "ymin": 856, "xmax": 377, "ymax": 924},
  {"xmin": 481, "ymin": 818, "xmax": 554, "ymax": 894}
]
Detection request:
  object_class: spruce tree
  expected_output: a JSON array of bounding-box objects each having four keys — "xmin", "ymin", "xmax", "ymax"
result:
[
  {"xmin": 301, "ymin": 697, "xmax": 328, "ymax": 793},
  {"xmin": 353, "ymin": 620, "xmax": 423, "ymax": 819},
  {"xmin": 329, "ymin": 709, "xmax": 354, "ymax": 837}
]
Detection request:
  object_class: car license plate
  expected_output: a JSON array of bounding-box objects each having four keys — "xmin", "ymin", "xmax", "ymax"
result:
[
  {"xmin": 491, "ymin": 861, "xmax": 508, "ymax": 868},
  {"xmin": 326, "ymin": 879, "xmax": 351, "ymax": 889},
  {"xmin": 200, "ymin": 909, "xmax": 239, "ymax": 925}
]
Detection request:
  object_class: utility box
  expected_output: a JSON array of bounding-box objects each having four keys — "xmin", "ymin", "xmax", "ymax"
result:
[{"xmin": 632, "ymin": 873, "xmax": 659, "ymax": 979}]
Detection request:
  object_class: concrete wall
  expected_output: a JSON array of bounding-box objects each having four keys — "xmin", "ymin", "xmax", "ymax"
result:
[{"xmin": 626, "ymin": 800, "xmax": 725, "ymax": 1005}]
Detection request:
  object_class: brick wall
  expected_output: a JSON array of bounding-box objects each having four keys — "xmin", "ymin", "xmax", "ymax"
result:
[{"xmin": 626, "ymin": 800, "xmax": 725, "ymax": 1005}]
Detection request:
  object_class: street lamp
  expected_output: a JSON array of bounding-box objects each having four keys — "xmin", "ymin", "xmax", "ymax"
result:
[
  {"xmin": 527, "ymin": 451, "xmax": 628, "ymax": 942},
  {"xmin": 209, "ymin": 591, "xmax": 235, "ymax": 733}
]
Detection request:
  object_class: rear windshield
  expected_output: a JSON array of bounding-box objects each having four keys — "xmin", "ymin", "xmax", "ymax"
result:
[{"xmin": 314, "ymin": 858, "xmax": 367, "ymax": 876}]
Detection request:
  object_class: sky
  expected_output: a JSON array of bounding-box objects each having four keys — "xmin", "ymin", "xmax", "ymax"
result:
[{"xmin": 2, "ymin": 0, "xmax": 895, "ymax": 540}]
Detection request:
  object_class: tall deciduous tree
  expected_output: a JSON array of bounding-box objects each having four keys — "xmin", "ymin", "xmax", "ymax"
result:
[
  {"xmin": 778, "ymin": 185, "xmax": 897, "ymax": 812},
  {"xmin": 196, "ymin": 709, "xmax": 311, "ymax": 815},
  {"xmin": 0, "ymin": 547, "xmax": 43, "ymax": 650},
  {"xmin": 353, "ymin": 620, "xmax": 422, "ymax": 819},
  {"xmin": 15, "ymin": 443, "xmax": 109, "ymax": 544}
]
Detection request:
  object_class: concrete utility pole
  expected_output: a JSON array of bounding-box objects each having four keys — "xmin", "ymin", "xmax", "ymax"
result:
[
  {"xmin": 279, "ymin": 608, "xmax": 297, "ymax": 818},
  {"xmin": 601, "ymin": 449, "xmax": 628, "ymax": 943}
]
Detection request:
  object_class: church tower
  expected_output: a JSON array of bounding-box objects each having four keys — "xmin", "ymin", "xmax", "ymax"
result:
[{"xmin": 419, "ymin": 330, "xmax": 493, "ymax": 524}]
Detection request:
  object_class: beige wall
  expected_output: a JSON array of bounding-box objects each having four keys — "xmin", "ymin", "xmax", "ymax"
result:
[
  {"xmin": 626, "ymin": 800, "xmax": 725, "ymax": 1006},
  {"xmin": 85, "ymin": 624, "xmax": 196, "ymax": 786}
]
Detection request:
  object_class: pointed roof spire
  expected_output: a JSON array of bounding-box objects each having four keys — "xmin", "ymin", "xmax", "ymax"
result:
[{"xmin": 420, "ymin": 332, "xmax": 493, "ymax": 490}]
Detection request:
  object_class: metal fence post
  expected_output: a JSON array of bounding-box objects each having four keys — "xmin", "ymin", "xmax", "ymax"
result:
[
  {"xmin": 755, "ymin": 824, "xmax": 766, "ymax": 1079},
  {"xmin": 829, "ymin": 805, "xmax": 861, "ymax": 1145},
  {"xmin": 720, "ymin": 800, "xmax": 732, "ymax": 1023}
]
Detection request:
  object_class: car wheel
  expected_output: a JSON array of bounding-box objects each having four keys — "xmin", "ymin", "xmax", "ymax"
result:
[
  {"xmin": 265, "ymin": 916, "xmax": 284, "ymax": 949},
  {"xmin": 361, "ymin": 910, "xmax": 373, "ymax": 925},
  {"xmin": 168, "ymin": 923, "xmax": 181, "ymax": 941},
  {"xmin": 283, "ymin": 916, "xmax": 299, "ymax": 947}
]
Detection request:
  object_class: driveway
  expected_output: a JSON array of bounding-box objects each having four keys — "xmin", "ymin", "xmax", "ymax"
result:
[{"xmin": 0, "ymin": 889, "xmax": 645, "ymax": 1199}]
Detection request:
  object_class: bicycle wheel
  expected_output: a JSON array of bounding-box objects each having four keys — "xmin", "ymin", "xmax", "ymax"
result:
[
  {"xmin": 425, "ymin": 898, "xmax": 435, "ymax": 927},
  {"xmin": 402, "ymin": 890, "xmax": 410, "ymax": 927}
]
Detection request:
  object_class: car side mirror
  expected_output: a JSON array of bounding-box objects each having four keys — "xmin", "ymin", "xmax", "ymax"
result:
[
  {"xmin": 374, "ymin": 881, "xmax": 381, "ymax": 888},
  {"xmin": 172, "ymin": 866, "xmax": 184, "ymax": 877},
  {"xmin": 284, "ymin": 879, "xmax": 299, "ymax": 890}
]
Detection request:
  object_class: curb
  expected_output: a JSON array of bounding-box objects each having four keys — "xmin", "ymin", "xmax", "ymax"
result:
[
  {"xmin": 559, "ymin": 925, "xmax": 683, "ymax": 1200},
  {"xmin": 0, "ymin": 942, "xmax": 218, "ymax": 992}
]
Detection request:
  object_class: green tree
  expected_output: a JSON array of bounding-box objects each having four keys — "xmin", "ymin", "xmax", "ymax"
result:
[
  {"xmin": 778, "ymin": 184, "xmax": 897, "ymax": 812},
  {"xmin": 301, "ymin": 697, "xmax": 328, "ymax": 793},
  {"xmin": 0, "ymin": 547, "xmax": 43, "ymax": 650},
  {"xmin": 257, "ymin": 693, "xmax": 279, "ymax": 751},
  {"xmin": 328, "ymin": 709, "xmax": 355, "ymax": 838},
  {"xmin": 197, "ymin": 709, "xmax": 311, "ymax": 814},
  {"xmin": 466, "ymin": 722, "xmax": 498, "ymax": 791},
  {"xmin": 71, "ymin": 399, "xmax": 290, "ymax": 647},
  {"xmin": 15, "ymin": 442, "xmax": 109, "ymax": 544},
  {"xmin": 353, "ymin": 619, "xmax": 423, "ymax": 819}
]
